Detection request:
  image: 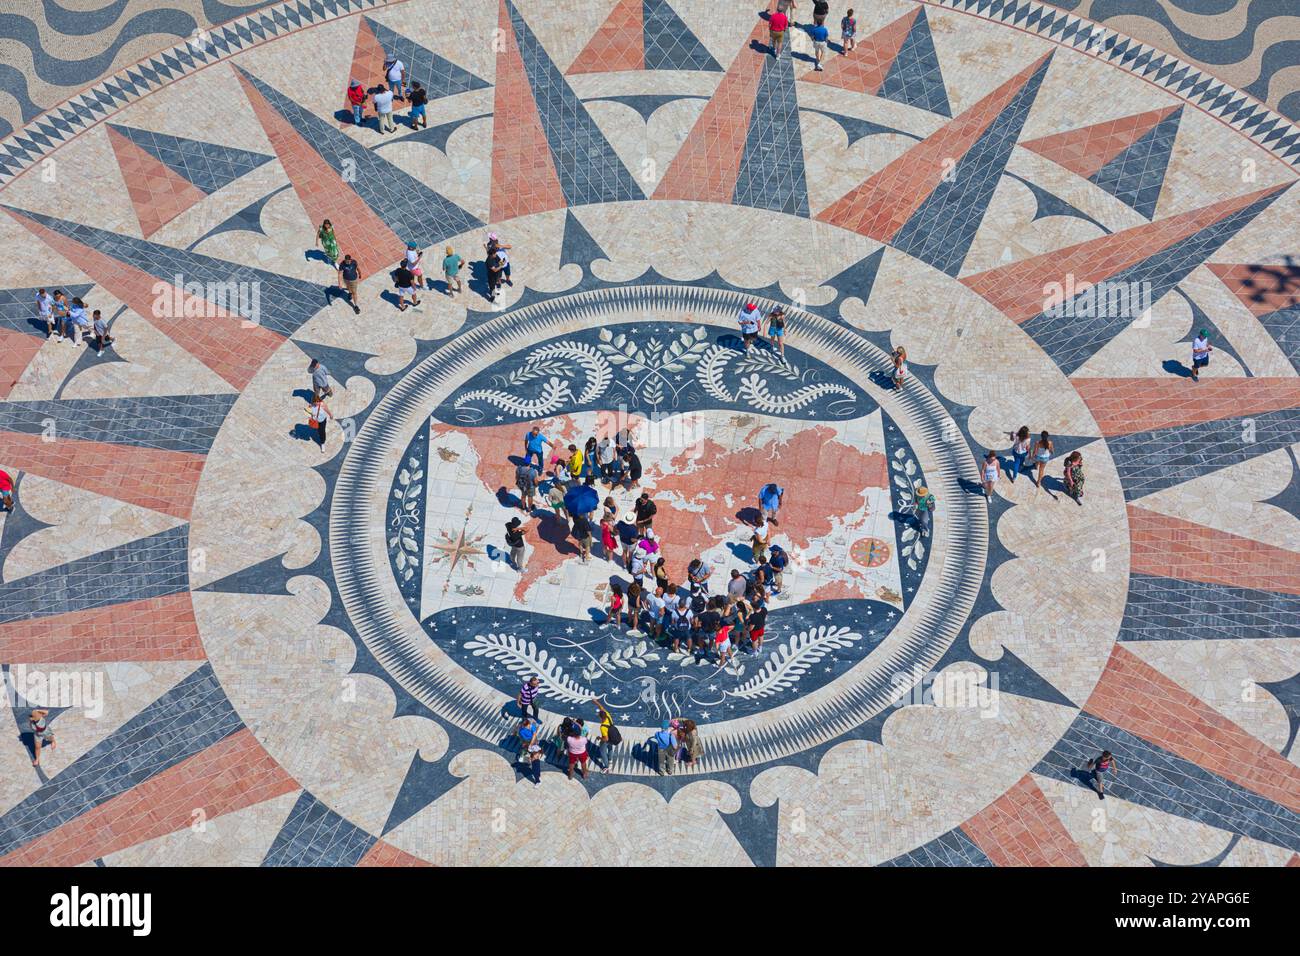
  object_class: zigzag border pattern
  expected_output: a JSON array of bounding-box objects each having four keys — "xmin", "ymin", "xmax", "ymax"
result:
[{"xmin": 0, "ymin": 0, "xmax": 1299, "ymax": 188}]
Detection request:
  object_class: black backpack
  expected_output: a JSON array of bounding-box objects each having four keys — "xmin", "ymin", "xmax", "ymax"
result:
[{"xmin": 606, "ymin": 724, "xmax": 623, "ymax": 747}]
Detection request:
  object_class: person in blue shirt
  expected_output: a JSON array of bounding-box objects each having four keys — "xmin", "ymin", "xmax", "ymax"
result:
[
  {"xmin": 759, "ymin": 482, "xmax": 784, "ymax": 521},
  {"xmin": 808, "ymin": 21, "xmax": 829, "ymax": 71},
  {"xmin": 517, "ymin": 717, "xmax": 543, "ymax": 784},
  {"xmin": 523, "ymin": 426, "xmax": 552, "ymax": 469},
  {"xmin": 652, "ymin": 721, "xmax": 677, "ymax": 776}
]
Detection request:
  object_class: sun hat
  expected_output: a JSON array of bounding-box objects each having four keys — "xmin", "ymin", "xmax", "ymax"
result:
[{"xmin": 622, "ymin": 512, "xmax": 635, "ymax": 523}]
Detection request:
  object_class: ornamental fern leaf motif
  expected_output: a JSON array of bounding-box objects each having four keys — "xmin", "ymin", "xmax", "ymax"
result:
[
  {"xmin": 725, "ymin": 626, "xmax": 862, "ymax": 700},
  {"xmin": 462, "ymin": 633, "xmax": 594, "ymax": 704}
]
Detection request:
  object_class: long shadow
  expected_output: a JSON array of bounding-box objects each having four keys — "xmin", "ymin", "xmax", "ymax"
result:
[
  {"xmin": 304, "ymin": 249, "xmax": 335, "ymax": 267},
  {"xmin": 726, "ymin": 541, "xmax": 755, "ymax": 563},
  {"xmin": 734, "ymin": 505, "xmax": 762, "ymax": 526},
  {"xmin": 291, "ymin": 388, "xmax": 315, "ymax": 403},
  {"xmin": 467, "ymin": 259, "xmax": 494, "ymax": 301},
  {"xmin": 290, "ymin": 423, "xmax": 319, "ymax": 445},
  {"xmin": 1070, "ymin": 766, "xmax": 1103, "ymax": 798},
  {"xmin": 1162, "ymin": 359, "xmax": 1193, "ymax": 378},
  {"xmin": 956, "ymin": 477, "xmax": 985, "ymax": 497},
  {"xmin": 867, "ymin": 369, "xmax": 897, "ymax": 391}
]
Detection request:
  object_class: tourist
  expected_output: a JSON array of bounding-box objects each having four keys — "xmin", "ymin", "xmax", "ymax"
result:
[
  {"xmin": 748, "ymin": 588, "xmax": 768, "ymax": 653},
  {"xmin": 621, "ymin": 446, "xmax": 642, "ymax": 489},
  {"xmin": 841, "ymin": 8, "xmax": 856, "ymax": 52},
  {"xmin": 593, "ymin": 699, "xmax": 620, "ymax": 772},
  {"xmin": 696, "ymin": 596, "xmax": 723, "ymax": 655},
  {"xmin": 714, "ymin": 620, "xmax": 734, "ymax": 666},
  {"xmin": 679, "ymin": 719, "xmax": 703, "ymax": 766},
  {"xmin": 607, "ymin": 581, "xmax": 625, "ymax": 628},
  {"xmin": 337, "ymin": 254, "xmax": 361, "ymax": 313},
  {"xmin": 751, "ymin": 515, "xmax": 771, "ymax": 564},
  {"xmin": 667, "ymin": 597, "xmax": 693, "ymax": 652},
  {"xmin": 653, "ymin": 721, "xmax": 677, "ymax": 775},
  {"xmin": 35, "ymin": 288, "xmax": 55, "ymax": 338},
  {"xmin": 812, "ymin": 0, "xmax": 829, "ymax": 25},
  {"xmin": 408, "ymin": 80, "xmax": 428, "ymax": 129},
  {"xmin": 50, "ymin": 290, "xmax": 69, "ymax": 341},
  {"xmin": 383, "ymin": 54, "xmax": 406, "ymax": 99},
  {"xmin": 687, "ymin": 556, "xmax": 712, "ymax": 595},
  {"xmin": 517, "ymin": 717, "xmax": 543, "ymax": 784},
  {"xmin": 0, "ymin": 468, "xmax": 13, "ymax": 513},
  {"xmin": 308, "ymin": 358, "xmax": 333, "ymax": 402},
  {"xmin": 565, "ymin": 725, "xmax": 590, "ymax": 781},
  {"xmin": 582, "ymin": 436, "xmax": 599, "ymax": 485},
  {"xmin": 547, "ymin": 481, "xmax": 570, "ymax": 530},
  {"xmin": 66, "ymin": 297, "xmax": 90, "ymax": 347},
  {"xmin": 346, "ymin": 78, "xmax": 367, "ymax": 125},
  {"xmin": 394, "ymin": 260, "xmax": 420, "ymax": 310},
  {"xmin": 634, "ymin": 492, "xmax": 657, "ymax": 534},
  {"xmin": 891, "ymin": 346, "xmax": 908, "ymax": 390},
  {"xmin": 485, "ymin": 233, "xmax": 513, "ymax": 285},
  {"xmin": 759, "ymin": 481, "xmax": 784, "ymax": 521},
  {"xmin": 653, "ymin": 557, "xmax": 670, "ymax": 592},
  {"xmin": 981, "ymin": 450, "xmax": 999, "ymax": 500},
  {"xmin": 523, "ymin": 426, "xmax": 552, "ymax": 469},
  {"xmin": 28, "ymin": 709, "xmax": 55, "ymax": 766},
  {"xmin": 403, "ymin": 242, "xmax": 424, "ymax": 289},
  {"xmin": 518, "ymin": 676, "xmax": 541, "ymax": 720},
  {"xmin": 1191, "ymin": 328, "xmax": 1212, "ymax": 381},
  {"xmin": 726, "ymin": 569, "xmax": 747, "ymax": 608},
  {"xmin": 768, "ymin": 7, "xmax": 788, "ymax": 56},
  {"xmin": 373, "ymin": 83, "xmax": 395, "ymax": 134},
  {"xmin": 1032, "ymin": 430, "xmax": 1054, "ymax": 488},
  {"xmin": 627, "ymin": 579, "xmax": 643, "ymax": 631},
  {"xmin": 599, "ymin": 512, "xmax": 617, "ymax": 561},
  {"xmin": 486, "ymin": 252, "xmax": 504, "ymax": 302},
  {"xmin": 443, "ymin": 245, "xmax": 463, "ymax": 296},
  {"xmin": 617, "ymin": 511, "xmax": 639, "ymax": 568},
  {"xmin": 505, "ymin": 516, "xmax": 527, "ymax": 571},
  {"xmin": 737, "ymin": 302, "xmax": 762, "ymax": 352},
  {"xmin": 572, "ymin": 509, "xmax": 594, "ymax": 563},
  {"xmin": 316, "ymin": 219, "xmax": 339, "ymax": 267},
  {"xmin": 808, "ymin": 17, "xmax": 829, "ymax": 70},
  {"xmin": 1063, "ymin": 451, "xmax": 1085, "ymax": 505},
  {"xmin": 91, "ymin": 309, "xmax": 114, "ymax": 355},
  {"xmin": 1087, "ymin": 750, "xmax": 1117, "ymax": 800},
  {"xmin": 767, "ymin": 544, "xmax": 788, "ymax": 594},
  {"xmin": 644, "ymin": 585, "xmax": 667, "ymax": 638},
  {"xmin": 913, "ymin": 484, "xmax": 936, "ymax": 538},
  {"xmin": 597, "ymin": 436, "xmax": 617, "ymax": 484},
  {"xmin": 516, "ymin": 460, "xmax": 539, "ymax": 512},
  {"xmin": 1008, "ymin": 426, "xmax": 1031, "ymax": 482},
  {"xmin": 765, "ymin": 304, "xmax": 788, "ymax": 357},
  {"xmin": 305, "ymin": 395, "xmax": 332, "ymax": 452}
]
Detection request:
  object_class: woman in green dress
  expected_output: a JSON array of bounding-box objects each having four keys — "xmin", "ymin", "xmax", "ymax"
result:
[
  {"xmin": 316, "ymin": 219, "xmax": 340, "ymax": 266},
  {"xmin": 1063, "ymin": 451, "xmax": 1085, "ymax": 504}
]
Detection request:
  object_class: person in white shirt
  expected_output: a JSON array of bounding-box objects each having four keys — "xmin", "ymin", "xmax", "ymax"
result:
[
  {"xmin": 384, "ymin": 57, "xmax": 406, "ymax": 98},
  {"xmin": 737, "ymin": 303, "xmax": 761, "ymax": 353},
  {"xmin": 373, "ymin": 84, "xmax": 395, "ymax": 133},
  {"xmin": 1190, "ymin": 329, "xmax": 1212, "ymax": 382}
]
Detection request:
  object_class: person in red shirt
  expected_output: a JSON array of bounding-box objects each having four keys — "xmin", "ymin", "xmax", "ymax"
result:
[
  {"xmin": 346, "ymin": 78, "xmax": 367, "ymax": 126},
  {"xmin": 0, "ymin": 470, "xmax": 13, "ymax": 512},
  {"xmin": 769, "ymin": 10, "xmax": 788, "ymax": 56}
]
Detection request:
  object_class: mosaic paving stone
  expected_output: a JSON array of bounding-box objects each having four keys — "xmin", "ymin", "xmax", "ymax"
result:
[
  {"xmin": 106, "ymin": 123, "xmax": 273, "ymax": 196},
  {"xmin": 262, "ymin": 791, "xmax": 377, "ymax": 867}
]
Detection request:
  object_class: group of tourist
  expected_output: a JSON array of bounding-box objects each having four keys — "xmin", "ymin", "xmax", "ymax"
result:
[
  {"xmin": 767, "ymin": 1, "xmax": 859, "ymax": 71},
  {"xmin": 981, "ymin": 428, "xmax": 1085, "ymax": 504},
  {"xmin": 33, "ymin": 288, "xmax": 115, "ymax": 354},
  {"xmin": 343, "ymin": 55, "xmax": 427, "ymax": 133}
]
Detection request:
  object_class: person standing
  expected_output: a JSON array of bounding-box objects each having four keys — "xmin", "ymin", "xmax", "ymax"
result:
[
  {"xmin": 1063, "ymin": 451, "xmax": 1085, "ymax": 505},
  {"xmin": 403, "ymin": 243, "xmax": 424, "ymax": 290},
  {"xmin": 679, "ymin": 719, "xmax": 704, "ymax": 766},
  {"xmin": 91, "ymin": 309, "xmax": 114, "ymax": 355},
  {"xmin": 751, "ymin": 515, "xmax": 771, "ymax": 564},
  {"xmin": 571, "ymin": 510, "xmax": 593, "ymax": 563},
  {"xmin": 593, "ymin": 699, "xmax": 619, "ymax": 772},
  {"xmin": 840, "ymin": 8, "xmax": 857, "ymax": 52},
  {"xmin": 305, "ymin": 395, "xmax": 332, "ymax": 452},
  {"xmin": 737, "ymin": 302, "xmax": 762, "ymax": 352},
  {"xmin": 980, "ymin": 450, "xmax": 999, "ymax": 500},
  {"xmin": 518, "ymin": 676, "xmax": 541, "ymax": 720},
  {"xmin": 687, "ymin": 557, "xmax": 712, "ymax": 595},
  {"xmin": 913, "ymin": 485, "xmax": 936, "ymax": 538},
  {"xmin": 565, "ymin": 725, "xmax": 590, "ymax": 781},
  {"xmin": 759, "ymin": 482, "xmax": 784, "ymax": 521},
  {"xmin": 621, "ymin": 446, "xmax": 642, "ymax": 490},
  {"xmin": 808, "ymin": 18, "xmax": 829, "ymax": 70},
  {"xmin": 442, "ymin": 245, "xmax": 463, "ymax": 297},
  {"xmin": 373, "ymin": 83, "xmax": 395, "ymax": 134},
  {"xmin": 485, "ymin": 233, "xmax": 513, "ymax": 285},
  {"xmin": 517, "ymin": 717, "xmax": 543, "ymax": 784},
  {"xmin": 383, "ymin": 55, "xmax": 406, "ymax": 99},
  {"xmin": 607, "ymin": 581, "xmax": 625, "ymax": 628},
  {"xmin": 596, "ymin": 436, "xmax": 617, "ymax": 485},
  {"xmin": 346, "ymin": 78, "xmax": 367, "ymax": 125},
  {"xmin": 891, "ymin": 346, "xmax": 908, "ymax": 390},
  {"xmin": 653, "ymin": 720, "xmax": 677, "ymax": 775},
  {"xmin": 812, "ymin": 0, "xmax": 829, "ymax": 25},
  {"xmin": 407, "ymin": 80, "xmax": 428, "ymax": 129},
  {"xmin": 765, "ymin": 304, "xmax": 788, "ymax": 357},
  {"xmin": 523, "ymin": 427, "xmax": 552, "ymax": 471},
  {"xmin": 50, "ymin": 290, "xmax": 69, "ymax": 341},
  {"xmin": 35, "ymin": 288, "xmax": 55, "ymax": 338},
  {"xmin": 316, "ymin": 219, "xmax": 339, "ymax": 267},
  {"xmin": 0, "ymin": 468, "xmax": 14, "ymax": 513},
  {"xmin": 28, "ymin": 709, "xmax": 55, "ymax": 766},
  {"xmin": 1032, "ymin": 431, "xmax": 1054, "ymax": 488},
  {"xmin": 1087, "ymin": 750, "xmax": 1117, "ymax": 799},
  {"xmin": 1190, "ymin": 328, "xmax": 1213, "ymax": 381},
  {"xmin": 394, "ymin": 261, "xmax": 420, "ymax": 310},
  {"xmin": 767, "ymin": 544, "xmax": 788, "ymax": 594},
  {"xmin": 308, "ymin": 358, "xmax": 333, "ymax": 402},
  {"xmin": 1009, "ymin": 426, "xmax": 1031, "ymax": 483},
  {"xmin": 505, "ymin": 516, "xmax": 527, "ymax": 571},
  {"xmin": 65, "ymin": 297, "xmax": 90, "ymax": 347},
  {"xmin": 768, "ymin": 8, "xmax": 789, "ymax": 56},
  {"xmin": 515, "ymin": 459, "xmax": 539, "ymax": 512},
  {"xmin": 337, "ymin": 254, "xmax": 361, "ymax": 313},
  {"xmin": 634, "ymin": 492, "xmax": 657, "ymax": 534}
]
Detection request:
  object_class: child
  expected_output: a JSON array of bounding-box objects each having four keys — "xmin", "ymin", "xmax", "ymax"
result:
[
  {"xmin": 599, "ymin": 513, "xmax": 618, "ymax": 561},
  {"xmin": 841, "ymin": 8, "xmax": 856, "ymax": 53},
  {"xmin": 607, "ymin": 581, "xmax": 624, "ymax": 628}
]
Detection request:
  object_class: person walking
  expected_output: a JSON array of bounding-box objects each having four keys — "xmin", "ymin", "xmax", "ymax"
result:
[
  {"xmin": 91, "ymin": 309, "xmax": 114, "ymax": 355},
  {"xmin": 523, "ymin": 426, "xmax": 552, "ymax": 469},
  {"xmin": 35, "ymin": 288, "xmax": 55, "ymax": 338},
  {"xmin": 1063, "ymin": 451, "xmax": 1085, "ymax": 505},
  {"xmin": 346, "ymin": 78, "xmax": 367, "ymax": 125},
  {"xmin": 1190, "ymin": 328, "xmax": 1213, "ymax": 381},
  {"xmin": 518, "ymin": 676, "xmax": 541, "ymax": 720},
  {"xmin": 28, "ymin": 709, "xmax": 55, "ymax": 766},
  {"xmin": 373, "ymin": 83, "xmax": 396, "ymax": 133},
  {"xmin": 980, "ymin": 450, "xmax": 999, "ymax": 500},
  {"xmin": 515, "ymin": 459, "xmax": 539, "ymax": 512},
  {"xmin": 571, "ymin": 510, "xmax": 593, "ymax": 563},
  {"xmin": 1032, "ymin": 430, "xmax": 1054, "ymax": 488},
  {"xmin": 337, "ymin": 253, "xmax": 361, "ymax": 313},
  {"xmin": 383, "ymin": 55, "xmax": 406, "ymax": 99},
  {"xmin": 737, "ymin": 302, "xmax": 762, "ymax": 352},
  {"xmin": 308, "ymin": 358, "xmax": 333, "ymax": 402},
  {"xmin": 407, "ymin": 80, "xmax": 428, "ymax": 129},
  {"xmin": 913, "ymin": 485, "xmax": 936, "ymax": 538},
  {"xmin": 0, "ymin": 469, "xmax": 14, "ymax": 513},
  {"xmin": 442, "ymin": 245, "xmax": 463, "ymax": 297},
  {"xmin": 65, "ymin": 297, "xmax": 90, "ymax": 347},
  {"xmin": 891, "ymin": 346, "xmax": 908, "ymax": 390},
  {"xmin": 305, "ymin": 395, "xmax": 332, "ymax": 452},
  {"xmin": 1008, "ymin": 426, "xmax": 1031, "ymax": 482},
  {"xmin": 505, "ymin": 516, "xmax": 527, "ymax": 571},
  {"xmin": 812, "ymin": 0, "xmax": 829, "ymax": 25},
  {"xmin": 841, "ymin": 8, "xmax": 857, "ymax": 52},
  {"xmin": 316, "ymin": 219, "xmax": 340, "ymax": 267},
  {"xmin": 517, "ymin": 717, "xmax": 543, "ymax": 784},
  {"xmin": 402, "ymin": 243, "xmax": 424, "ymax": 290},
  {"xmin": 394, "ymin": 261, "xmax": 420, "ymax": 310},
  {"xmin": 808, "ymin": 18, "xmax": 829, "ymax": 70},
  {"xmin": 768, "ymin": 7, "xmax": 789, "ymax": 56},
  {"xmin": 1087, "ymin": 750, "xmax": 1117, "ymax": 799},
  {"xmin": 765, "ymin": 304, "xmax": 788, "ymax": 357},
  {"xmin": 679, "ymin": 719, "xmax": 703, "ymax": 766}
]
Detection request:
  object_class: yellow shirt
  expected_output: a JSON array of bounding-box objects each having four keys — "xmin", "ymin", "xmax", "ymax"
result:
[{"xmin": 569, "ymin": 451, "xmax": 584, "ymax": 477}]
